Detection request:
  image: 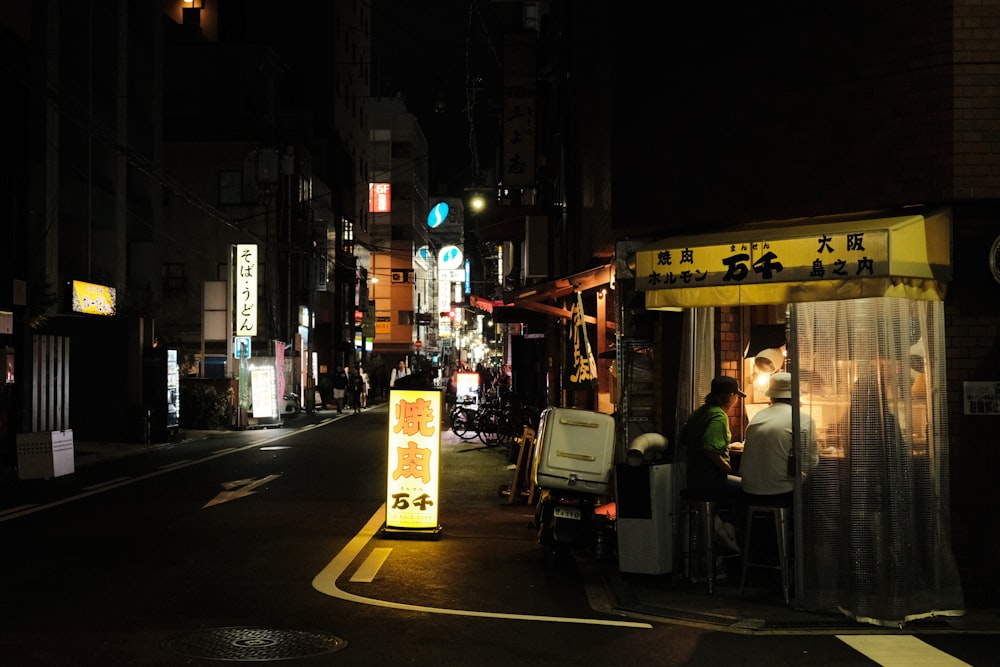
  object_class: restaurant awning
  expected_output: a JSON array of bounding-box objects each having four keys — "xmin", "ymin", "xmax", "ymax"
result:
[
  {"xmin": 634, "ymin": 207, "xmax": 952, "ymax": 309},
  {"xmin": 500, "ymin": 263, "xmax": 615, "ymax": 328}
]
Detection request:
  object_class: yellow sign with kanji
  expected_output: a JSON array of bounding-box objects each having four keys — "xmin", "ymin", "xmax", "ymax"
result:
[{"xmin": 385, "ymin": 389, "xmax": 442, "ymax": 532}]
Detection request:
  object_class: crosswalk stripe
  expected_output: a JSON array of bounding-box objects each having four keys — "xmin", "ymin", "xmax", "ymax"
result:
[{"xmin": 837, "ymin": 635, "xmax": 971, "ymax": 666}]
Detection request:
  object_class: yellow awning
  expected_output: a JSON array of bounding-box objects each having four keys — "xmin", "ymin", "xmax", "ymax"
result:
[{"xmin": 635, "ymin": 207, "xmax": 951, "ymax": 309}]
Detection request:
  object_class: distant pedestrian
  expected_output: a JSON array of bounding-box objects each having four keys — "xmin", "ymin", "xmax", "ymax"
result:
[
  {"xmin": 358, "ymin": 366, "xmax": 370, "ymax": 408},
  {"xmin": 331, "ymin": 367, "xmax": 348, "ymax": 413},
  {"xmin": 389, "ymin": 360, "xmax": 408, "ymax": 388},
  {"xmin": 349, "ymin": 366, "xmax": 364, "ymax": 414}
]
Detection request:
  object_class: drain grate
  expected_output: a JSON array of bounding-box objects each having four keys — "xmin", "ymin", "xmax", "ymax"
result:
[{"xmin": 166, "ymin": 627, "xmax": 348, "ymax": 662}]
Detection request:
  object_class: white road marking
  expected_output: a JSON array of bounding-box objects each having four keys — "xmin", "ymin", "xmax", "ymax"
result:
[
  {"xmin": 0, "ymin": 504, "xmax": 38, "ymax": 519},
  {"xmin": 312, "ymin": 504, "xmax": 653, "ymax": 628},
  {"xmin": 0, "ymin": 429, "xmax": 304, "ymax": 522},
  {"xmin": 203, "ymin": 474, "xmax": 282, "ymax": 508},
  {"xmin": 83, "ymin": 477, "xmax": 131, "ymax": 491},
  {"xmin": 838, "ymin": 635, "xmax": 972, "ymax": 666},
  {"xmin": 350, "ymin": 547, "xmax": 392, "ymax": 582}
]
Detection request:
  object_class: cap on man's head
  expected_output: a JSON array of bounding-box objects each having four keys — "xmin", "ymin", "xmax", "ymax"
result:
[
  {"xmin": 711, "ymin": 375, "xmax": 746, "ymax": 397},
  {"xmin": 766, "ymin": 372, "xmax": 793, "ymax": 399}
]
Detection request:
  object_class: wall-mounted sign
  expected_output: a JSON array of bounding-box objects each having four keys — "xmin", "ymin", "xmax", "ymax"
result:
[
  {"xmin": 369, "ymin": 182, "xmax": 391, "ymax": 213},
  {"xmin": 439, "ymin": 245, "xmax": 462, "ymax": 271},
  {"xmin": 963, "ymin": 381, "xmax": 1000, "ymax": 415},
  {"xmin": 415, "ymin": 245, "xmax": 432, "ymax": 269},
  {"xmin": 235, "ymin": 244, "xmax": 258, "ymax": 337},
  {"xmin": 502, "ymin": 33, "xmax": 537, "ymax": 187},
  {"xmin": 234, "ymin": 337, "xmax": 251, "ymax": 359},
  {"xmin": 427, "ymin": 201, "xmax": 449, "ymax": 228},
  {"xmin": 385, "ymin": 389, "xmax": 442, "ymax": 535},
  {"xmin": 71, "ymin": 279, "xmax": 117, "ymax": 316}
]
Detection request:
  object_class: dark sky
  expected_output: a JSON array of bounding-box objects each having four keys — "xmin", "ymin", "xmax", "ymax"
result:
[{"xmin": 372, "ymin": 1, "xmax": 516, "ymax": 195}]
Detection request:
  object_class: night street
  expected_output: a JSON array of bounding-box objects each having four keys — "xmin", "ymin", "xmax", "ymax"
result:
[{"xmin": 0, "ymin": 408, "xmax": 994, "ymax": 665}]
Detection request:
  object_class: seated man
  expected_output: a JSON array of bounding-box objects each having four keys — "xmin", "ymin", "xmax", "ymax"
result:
[
  {"xmin": 680, "ymin": 375, "xmax": 746, "ymax": 551},
  {"xmin": 740, "ymin": 372, "xmax": 818, "ymax": 507}
]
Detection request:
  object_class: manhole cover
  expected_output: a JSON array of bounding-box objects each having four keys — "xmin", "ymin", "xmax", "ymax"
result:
[{"xmin": 166, "ymin": 627, "xmax": 347, "ymax": 661}]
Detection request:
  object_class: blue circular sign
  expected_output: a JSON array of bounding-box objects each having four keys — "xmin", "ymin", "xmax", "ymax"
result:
[
  {"xmin": 438, "ymin": 245, "xmax": 463, "ymax": 270},
  {"xmin": 428, "ymin": 202, "xmax": 449, "ymax": 229}
]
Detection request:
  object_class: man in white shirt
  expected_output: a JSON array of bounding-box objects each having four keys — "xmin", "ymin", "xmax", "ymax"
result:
[
  {"xmin": 389, "ymin": 360, "xmax": 408, "ymax": 388},
  {"xmin": 739, "ymin": 372, "xmax": 818, "ymax": 507}
]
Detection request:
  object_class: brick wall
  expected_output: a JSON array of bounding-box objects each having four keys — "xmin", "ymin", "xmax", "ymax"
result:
[{"xmin": 945, "ymin": 203, "xmax": 1000, "ymax": 605}]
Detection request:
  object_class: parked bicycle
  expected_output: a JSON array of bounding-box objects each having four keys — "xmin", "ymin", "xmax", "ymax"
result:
[
  {"xmin": 449, "ymin": 386, "xmax": 543, "ymax": 457},
  {"xmin": 449, "ymin": 395, "xmax": 480, "ymax": 441}
]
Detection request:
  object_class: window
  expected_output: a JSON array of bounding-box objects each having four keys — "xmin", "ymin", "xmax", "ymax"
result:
[
  {"xmin": 342, "ymin": 218, "xmax": 354, "ymax": 254},
  {"xmin": 219, "ymin": 170, "xmax": 243, "ymax": 205},
  {"xmin": 162, "ymin": 263, "xmax": 185, "ymax": 293}
]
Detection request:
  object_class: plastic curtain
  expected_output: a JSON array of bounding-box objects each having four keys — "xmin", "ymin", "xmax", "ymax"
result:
[{"xmin": 793, "ymin": 297, "xmax": 964, "ymax": 627}]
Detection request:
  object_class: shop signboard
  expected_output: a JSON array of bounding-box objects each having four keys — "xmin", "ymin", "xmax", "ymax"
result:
[
  {"xmin": 635, "ymin": 229, "xmax": 889, "ymax": 290},
  {"xmin": 234, "ymin": 244, "xmax": 258, "ymax": 337},
  {"xmin": 385, "ymin": 389, "xmax": 442, "ymax": 535},
  {"xmin": 455, "ymin": 372, "xmax": 479, "ymax": 400}
]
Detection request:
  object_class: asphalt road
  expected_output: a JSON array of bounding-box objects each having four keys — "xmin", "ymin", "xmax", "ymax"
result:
[{"xmin": 0, "ymin": 407, "xmax": 994, "ymax": 666}]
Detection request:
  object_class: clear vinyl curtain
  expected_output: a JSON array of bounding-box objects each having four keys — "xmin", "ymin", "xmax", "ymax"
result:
[
  {"xmin": 793, "ymin": 297, "xmax": 964, "ymax": 626},
  {"xmin": 674, "ymin": 308, "xmax": 715, "ymax": 484},
  {"xmin": 676, "ymin": 308, "xmax": 715, "ymax": 427}
]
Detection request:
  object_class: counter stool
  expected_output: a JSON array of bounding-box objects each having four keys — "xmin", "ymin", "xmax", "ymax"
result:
[
  {"xmin": 739, "ymin": 503, "xmax": 792, "ymax": 604},
  {"xmin": 679, "ymin": 490, "xmax": 736, "ymax": 593}
]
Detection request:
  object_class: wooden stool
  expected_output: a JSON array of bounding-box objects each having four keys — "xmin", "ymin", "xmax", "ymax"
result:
[{"xmin": 739, "ymin": 503, "xmax": 792, "ymax": 604}]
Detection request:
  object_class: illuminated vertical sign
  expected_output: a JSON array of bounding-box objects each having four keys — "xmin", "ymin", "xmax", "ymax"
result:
[
  {"xmin": 369, "ymin": 182, "xmax": 391, "ymax": 213},
  {"xmin": 235, "ymin": 244, "xmax": 258, "ymax": 337},
  {"xmin": 385, "ymin": 389, "xmax": 442, "ymax": 534},
  {"xmin": 249, "ymin": 364, "xmax": 276, "ymax": 419}
]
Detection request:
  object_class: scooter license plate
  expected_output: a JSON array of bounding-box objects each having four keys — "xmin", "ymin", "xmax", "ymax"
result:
[{"xmin": 553, "ymin": 506, "xmax": 582, "ymax": 520}]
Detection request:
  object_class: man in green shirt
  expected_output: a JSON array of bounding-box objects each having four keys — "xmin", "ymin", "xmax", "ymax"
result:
[
  {"xmin": 680, "ymin": 375, "xmax": 745, "ymax": 550},
  {"xmin": 682, "ymin": 375, "xmax": 745, "ymax": 496}
]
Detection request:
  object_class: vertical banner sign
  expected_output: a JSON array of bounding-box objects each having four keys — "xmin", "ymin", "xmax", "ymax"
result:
[
  {"xmin": 235, "ymin": 244, "xmax": 258, "ymax": 337},
  {"xmin": 502, "ymin": 33, "xmax": 537, "ymax": 187},
  {"xmin": 275, "ymin": 340, "xmax": 286, "ymax": 415},
  {"xmin": 566, "ymin": 292, "xmax": 598, "ymax": 389},
  {"xmin": 385, "ymin": 389, "xmax": 442, "ymax": 534},
  {"xmin": 369, "ymin": 182, "xmax": 391, "ymax": 213}
]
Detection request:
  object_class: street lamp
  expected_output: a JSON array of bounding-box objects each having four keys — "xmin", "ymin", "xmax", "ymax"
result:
[{"xmin": 469, "ymin": 193, "xmax": 487, "ymax": 213}]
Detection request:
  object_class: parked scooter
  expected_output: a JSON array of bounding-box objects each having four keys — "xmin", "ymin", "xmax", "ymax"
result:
[
  {"xmin": 283, "ymin": 392, "xmax": 301, "ymax": 413},
  {"xmin": 530, "ymin": 407, "xmax": 616, "ymax": 564}
]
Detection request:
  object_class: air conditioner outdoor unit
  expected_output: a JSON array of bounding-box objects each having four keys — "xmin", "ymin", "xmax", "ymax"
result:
[{"xmin": 391, "ymin": 271, "xmax": 406, "ymax": 283}]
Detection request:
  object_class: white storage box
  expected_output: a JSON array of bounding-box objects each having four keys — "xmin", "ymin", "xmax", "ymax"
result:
[
  {"xmin": 616, "ymin": 463, "xmax": 676, "ymax": 574},
  {"xmin": 531, "ymin": 407, "xmax": 615, "ymax": 493},
  {"xmin": 17, "ymin": 430, "xmax": 75, "ymax": 480}
]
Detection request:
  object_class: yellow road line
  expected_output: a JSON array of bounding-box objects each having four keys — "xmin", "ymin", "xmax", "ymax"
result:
[{"xmin": 312, "ymin": 504, "xmax": 653, "ymax": 628}]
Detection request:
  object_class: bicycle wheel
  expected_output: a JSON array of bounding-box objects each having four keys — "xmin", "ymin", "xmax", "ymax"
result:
[
  {"xmin": 496, "ymin": 415, "xmax": 520, "ymax": 452},
  {"xmin": 451, "ymin": 408, "xmax": 477, "ymax": 440},
  {"xmin": 477, "ymin": 405, "xmax": 501, "ymax": 447}
]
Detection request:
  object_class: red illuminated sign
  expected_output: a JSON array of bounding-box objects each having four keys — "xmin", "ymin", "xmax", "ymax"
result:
[{"xmin": 369, "ymin": 182, "xmax": 391, "ymax": 213}]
